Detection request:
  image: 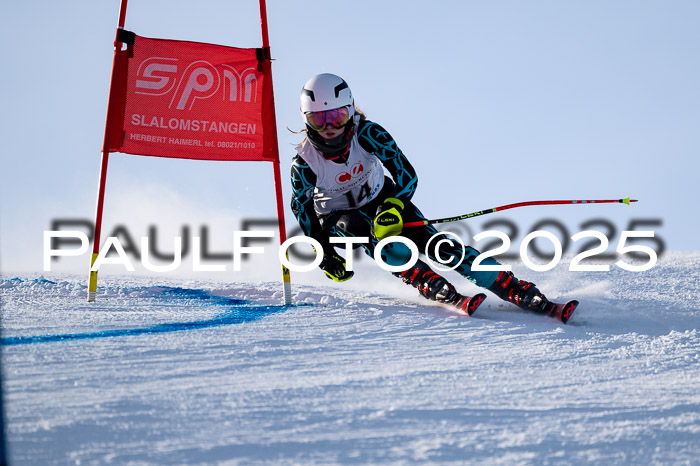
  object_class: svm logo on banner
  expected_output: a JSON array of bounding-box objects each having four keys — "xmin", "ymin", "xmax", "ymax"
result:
[{"xmin": 135, "ymin": 57, "xmax": 259, "ymax": 110}]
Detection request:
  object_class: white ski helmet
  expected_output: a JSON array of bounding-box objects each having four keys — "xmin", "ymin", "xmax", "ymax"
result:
[
  {"xmin": 300, "ymin": 73, "xmax": 357, "ymax": 157},
  {"xmin": 300, "ymin": 73, "xmax": 354, "ymax": 116}
]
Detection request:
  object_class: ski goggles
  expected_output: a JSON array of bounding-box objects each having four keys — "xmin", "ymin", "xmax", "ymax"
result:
[{"xmin": 304, "ymin": 106, "xmax": 352, "ymax": 132}]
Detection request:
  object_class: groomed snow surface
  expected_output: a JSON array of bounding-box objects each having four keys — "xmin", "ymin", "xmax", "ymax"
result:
[{"xmin": 2, "ymin": 252, "xmax": 699, "ymax": 465}]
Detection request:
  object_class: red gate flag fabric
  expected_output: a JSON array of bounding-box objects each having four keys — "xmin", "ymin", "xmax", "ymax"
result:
[{"xmin": 104, "ymin": 31, "xmax": 277, "ymax": 161}]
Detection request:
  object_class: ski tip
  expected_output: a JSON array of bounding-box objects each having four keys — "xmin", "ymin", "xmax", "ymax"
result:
[
  {"xmin": 545, "ymin": 299, "xmax": 579, "ymax": 323},
  {"xmin": 559, "ymin": 300, "xmax": 579, "ymax": 324},
  {"xmin": 466, "ymin": 293, "xmax": 487, "ymax": 316}
]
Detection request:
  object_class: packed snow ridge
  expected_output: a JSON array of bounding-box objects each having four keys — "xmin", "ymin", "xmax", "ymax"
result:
[{"xmin": 1, "ymin": 252, "xmax": 698, "ymax": 464}]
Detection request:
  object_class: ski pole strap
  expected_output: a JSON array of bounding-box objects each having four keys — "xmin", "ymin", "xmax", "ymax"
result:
[{"xmin": 404, "ymin": 197, "xmax": 637, "ymax": 228}]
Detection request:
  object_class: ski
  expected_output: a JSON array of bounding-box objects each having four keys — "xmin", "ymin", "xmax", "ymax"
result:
[
  {"xmin": 450, "ymin": 292, "xmax": 487, "ymax": 316},
  {"xmin": 544, "ymin": 299, "xmax": 579, "ymax": 324}
]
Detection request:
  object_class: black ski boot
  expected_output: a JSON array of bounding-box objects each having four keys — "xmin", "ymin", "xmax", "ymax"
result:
[
  {"xmin": 487, "ymin": 271, "xmax": 548, "ymax": 312},
  {"xmin": 394, "ymin": 260, "xmax": 458, "ymax": 302},
  {"xmin": 394, "ymin": 260, "xmax": 486, "ymax": 315}
]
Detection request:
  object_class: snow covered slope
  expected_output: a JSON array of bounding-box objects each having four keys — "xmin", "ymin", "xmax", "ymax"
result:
[{"xmin": 1, "ymin": 252, "xmax": 699, "ymax": 464}]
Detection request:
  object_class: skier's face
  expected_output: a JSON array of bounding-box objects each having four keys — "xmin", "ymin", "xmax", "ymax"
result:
[{"xmin": 317, "ymin": 126, "xmax": 344, "ymax": 140}]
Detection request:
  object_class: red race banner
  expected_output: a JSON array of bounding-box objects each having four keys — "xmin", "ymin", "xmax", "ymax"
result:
[{"xmin": 104, "ymin": 32, "xmax": 276, "ymax": 162}]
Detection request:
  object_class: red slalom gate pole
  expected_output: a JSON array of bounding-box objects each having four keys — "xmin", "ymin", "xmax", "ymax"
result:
[
  {"xmin": 259, "ymin": 0, "xmax": 291, "ymax": 305},
  {"xmin": 404, "ymin": 197, "xmax": 638, "ymax": 228},
  {"xmin": 88, "ymin": 0, "xmax": 129, "ymax": 302}
]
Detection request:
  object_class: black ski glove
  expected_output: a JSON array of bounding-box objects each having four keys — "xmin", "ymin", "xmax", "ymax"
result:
[{"xmin": 319, "ymin": 252, "xmax": 354, "ymax": 282}]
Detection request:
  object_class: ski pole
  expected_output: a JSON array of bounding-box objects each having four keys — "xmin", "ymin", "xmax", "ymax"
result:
[{"xmin": 403, "ymin": 196, "xmax": 637, "ymax": 228}]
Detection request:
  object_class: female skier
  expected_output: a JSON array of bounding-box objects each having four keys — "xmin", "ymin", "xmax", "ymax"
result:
[{"xmin": 290, "ymin": 73, "xmax": 552, "ymax": 316}]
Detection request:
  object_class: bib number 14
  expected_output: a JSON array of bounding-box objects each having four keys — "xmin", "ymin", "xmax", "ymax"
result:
[{"xmin": 344, "ymin": 182, "xmax": 372, "ymax": 208}]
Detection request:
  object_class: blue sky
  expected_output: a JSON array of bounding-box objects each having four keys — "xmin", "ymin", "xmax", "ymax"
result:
[{"xmin": 1, "ymin": 0, "xmax": 698, "ymax": 277}]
